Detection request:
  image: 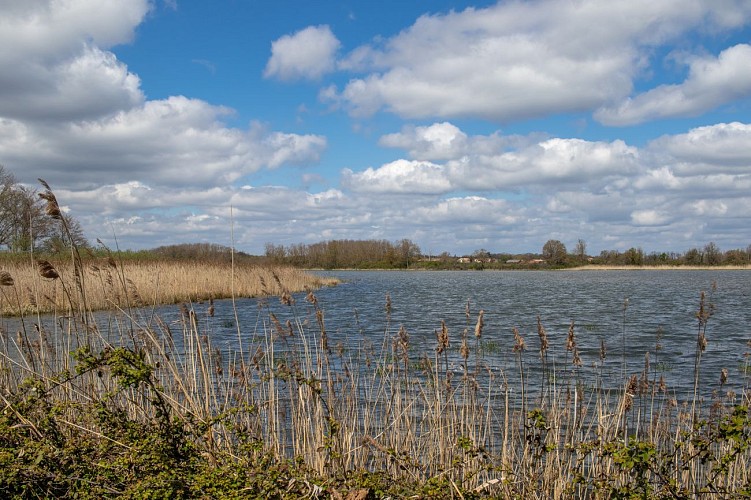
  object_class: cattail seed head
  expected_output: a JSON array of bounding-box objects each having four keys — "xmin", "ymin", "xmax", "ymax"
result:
[
  {"xmin": 566, "ymin": 320, "xmax": 576, "ymax": 352},
  {"xmin": 474, "ymin": 310, "xmax": 484, "ymax": 339},
  {"xmin": 38, "ymin": 179, "xmax": 62, "ymax": 220},
  {"xmin": 512, "ymin": 326, "xmax": 526, "ymax": 352},
  {"xmin": 460, "ymin": 337, "xmax": 470, "ymax": 360},
  {"xmin": 0, "ymin": 271, "xmax": 13, "ymax": 287},
  {"xmin": 436, "ymin": 320, "xmax": 449, "ymax": 354},
  {"xmin": 572, "ymin": 346, "xmax": 582, "ymax": 367},
  {"xmin": 537, "ymin": 316, "xmax": 549, "ymax": 354},
  {"xmin": 280, "ymin": 291, "xmax": 294, "ymax": 306},
  {"xmin": 720, "ymin": 368, "xmax": 728, "ymax": 386},
  {"xmin": 37, "ymin": 260, "xmax": 59, "ymax": 280}
]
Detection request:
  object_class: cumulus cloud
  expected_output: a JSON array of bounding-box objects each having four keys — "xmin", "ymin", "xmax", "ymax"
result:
[
  {"xmin": 334, "ymin": 119, "xmax": 751, "ymax": 253},
  {"xmin": 631, "ymin": 209, "xmax": 672, "ymax": 226},
  {"xmin": 0, "ymin": 97, "xmax": 327, "ymax": 188},
  {"xmin": 379, "ymin": 122, "xmax": 469, "ymax": 160},
  {"xmin": 596, "ymin": 44, "xmax": 751, "ymax": 125},
  {"xmin": 264, "ymin": 25, "xmax": 341, "ymax": 81},
  {"xmin": 342, "ymin": 159, "xmax": 452, "ymax": 194},
  {"xmin": 445, "ymin": 137, "xmax": 640, "ymax": 192},
  {"xmin": 0, "ymin": 0, "xmax": 149, "ymax": 122},
  {"xmin": 325, "ymin": 0, "xmax": 751, "ymax": 120},
  {"xmin": 648, "ymin": 122, "xmax": 751, "ymax": 171},
  {"xmin": 367, "ymin": 126, "xmax": 642, "ymax": 194}
]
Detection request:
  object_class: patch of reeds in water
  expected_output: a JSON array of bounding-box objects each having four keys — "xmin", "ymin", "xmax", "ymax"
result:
[{"xmin": 0, "ymin": 258, "xmax": 336, "ymax": 315}]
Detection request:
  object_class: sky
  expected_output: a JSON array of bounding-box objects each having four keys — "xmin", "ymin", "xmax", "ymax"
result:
[{"xmin": 1, "ymin": 0, "xmax": 750, "ymax": 256}]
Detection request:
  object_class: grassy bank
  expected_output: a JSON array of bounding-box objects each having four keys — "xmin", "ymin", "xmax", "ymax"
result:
[{"xmin": 0, "ymin": 257, "xmax": 336, "ymax": 315}]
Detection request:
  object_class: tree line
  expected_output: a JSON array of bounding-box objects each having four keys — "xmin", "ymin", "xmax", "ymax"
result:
[
  {"xmin": 264, "ymin": 239, "xmax": 421, "ymax": 269},
  {"xmin": 0, "ymin": 166, "xmax": 88, "ymax": 253},
  {"xmin": 266, "ymin": 237, "xmax": 750, "ymax": 269},
  {"xmin": 542, "ymin": 239, "xmax": 750, "ymax": 267}
]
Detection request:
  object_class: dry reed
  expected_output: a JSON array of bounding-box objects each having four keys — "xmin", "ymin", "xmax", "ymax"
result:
[{"xmin": 0, "ymin": 259, "xmax": 336, "ymax": 315}]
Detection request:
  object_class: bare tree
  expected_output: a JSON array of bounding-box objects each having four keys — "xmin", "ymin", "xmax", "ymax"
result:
[
  {"xmin": 574, "ymin": 239, "xmax": 587, "ymax": 263},
  {"xmin": 0, "ymin": 167, "xmax": 88, "ymax": 252},
  {"xmin": 703, "ymin": 242, "xmax": 722, "ymax": 265}
]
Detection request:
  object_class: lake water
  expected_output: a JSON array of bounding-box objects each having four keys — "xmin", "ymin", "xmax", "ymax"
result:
[
  {"xmin": 4, "ymin": 269, "xmax": 750, "ymax": 400},
  {"xmin": 307, "ymin": 270, "xmax": 751, "ymax": 397}
]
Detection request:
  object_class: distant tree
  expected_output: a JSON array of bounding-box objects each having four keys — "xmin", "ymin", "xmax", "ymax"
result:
[
  {"xmin": 724, "ymin": 248, "xmax": 748, "ymax": 265},
  {"xmin": 598, "ymin": 249, "xmax": 621, "ymax": 265},
  {"xmin": 574, "ymin": 239, "xmax": 587, "ymax": 263},
  {"xmin": 472, "ymin": 248, "xmax": 491, "ymax": 259},
  {"xmin": 0, "ymin": 169, "xmax": 88, "ymax": 252},
  {"xmin": 623, "ymin": 247, "xmax": 644, "ymax": 266},
  {"xmin": 684, "ymin": 248, "xmax": 703, "ymax": 265},
  {"xmin": 542, "ymin": 239, "xmax": 567, "ymax": 265},
  {"xmin": 397, "ymin": 238, "xmax": 421, "ymax": 267},
  {"xmin": 2, "ymin": 185, "xmax": 54, "ymax": 251},
  {"xmin": 264, "ymin": 243, "xmax": 287, "ymax": 264},
  {"xmin": 43, "ymin": 212, "xmax": 89, "ymax": 253},
  {"xmin": 703, "ymin": 242, "xmax": 722, "ymax": 265}
]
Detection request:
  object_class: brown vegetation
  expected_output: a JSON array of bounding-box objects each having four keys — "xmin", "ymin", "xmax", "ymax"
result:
[{"xmin": 0, "ymin": 258, "xmax": 336, "ymax": 315}]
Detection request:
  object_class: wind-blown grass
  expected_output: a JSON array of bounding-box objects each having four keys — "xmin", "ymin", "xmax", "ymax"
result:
[{"xmin": 0, "ymin": 258, "xmax": 336, "ymax": 315}]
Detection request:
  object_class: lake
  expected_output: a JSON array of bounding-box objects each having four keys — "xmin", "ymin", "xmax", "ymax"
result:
[{"xmin": 3, "ymin": 269, "xmax": 749, "ymax": 400}]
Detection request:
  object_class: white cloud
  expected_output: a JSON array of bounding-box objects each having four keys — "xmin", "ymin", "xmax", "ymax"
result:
[
  {"xmin": 413, "ymin": 196, "xmax": 518, "ymax": 225},
  {"xmin": 648, "ymin": 122, "xmax": 751, "ymax": 172},
  {"xmin": 342, "ymin": 159, "xmax": 451, "ymax": 194},
  {"xmin": 447, "ymin": 137, "xmax": 640, "ymax": 191},
  {"xmin": 326, "ymin": 0, "xmax": 751, "ymax": 120},
  {"xmin": 264, "ymin": 25, "xmax": 341, "ymax": 81},
  {"xmin": 596, "ymin": 44, "xmax": 751, "ymax": 125},
  {"xmin": 0, "ymin": 0, "xmax": 148, "ymax": 122},
  {"xmin": 631, "ymin": 209, "xmax": 672, "ymax": 226},
  {"xmin": 0, "ymin": 97, "xmax": 327, "ymax": 188},
  {"xmin": 379, "ymin": 122, "xmax": 469, "ymax": 160}
]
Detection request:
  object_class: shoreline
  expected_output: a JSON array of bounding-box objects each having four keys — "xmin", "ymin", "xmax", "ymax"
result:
[
  {"xmin": 563, "ymin": 264, "xmax": 751, "ymax": 271},
  {"xmin": 310, "ymin": 264, "xmax": 751, "ymax": 272}
]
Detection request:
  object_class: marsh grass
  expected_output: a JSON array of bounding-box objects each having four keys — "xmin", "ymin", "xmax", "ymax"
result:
[
  {"xmin": 0, "ymin": 258, "xmax": 336, "ymax": 315},
  {"xmin": 1, "ymin": 185, "xmax": 750, "ymax": 498}
]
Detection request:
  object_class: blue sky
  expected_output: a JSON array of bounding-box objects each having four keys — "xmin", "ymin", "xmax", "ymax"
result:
[{"xmin": 1, "ymin": 0, "xmax": 750, "ymax": 256}]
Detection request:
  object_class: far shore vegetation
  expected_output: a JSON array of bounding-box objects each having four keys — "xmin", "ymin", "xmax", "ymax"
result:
[{"xmin": 263, "ymin": 238, "xmax": 751, "ymax": 270}]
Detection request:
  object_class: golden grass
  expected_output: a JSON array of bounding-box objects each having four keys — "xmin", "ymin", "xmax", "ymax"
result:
[{"xmin": 0, "ymin": 258, "xmax": 337, "ymax": 315}]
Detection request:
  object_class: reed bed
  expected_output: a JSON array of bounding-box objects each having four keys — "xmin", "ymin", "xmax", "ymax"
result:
[
  {"xmin": 2, "ymin": 257, "xmax": 750, "ymax": 497},
  {"xmin": 0, "ymin": 258, "xmax": 336, "ymax": 315}
]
